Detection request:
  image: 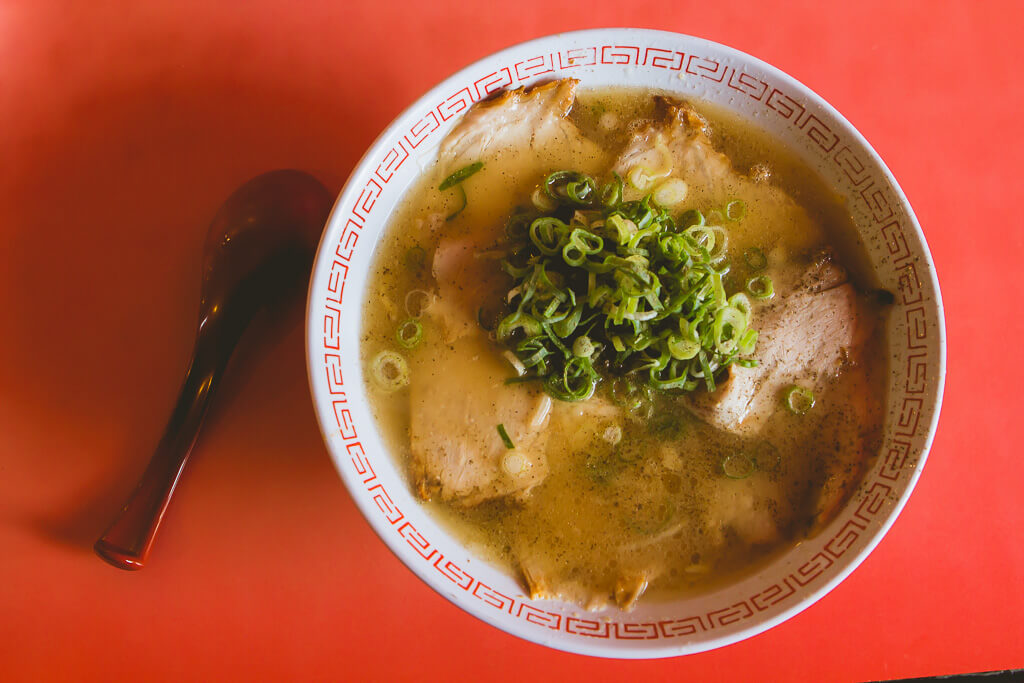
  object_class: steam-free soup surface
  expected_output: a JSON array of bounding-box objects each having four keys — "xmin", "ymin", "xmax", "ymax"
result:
[{"xmin": 361, "ymin": 83, "xmax": 885, "ymax": 610}]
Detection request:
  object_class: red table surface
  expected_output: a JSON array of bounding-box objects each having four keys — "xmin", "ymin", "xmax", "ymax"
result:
[{"xmin": 1, "ymin": 1, "xmax": 1021, "ymax": 681}]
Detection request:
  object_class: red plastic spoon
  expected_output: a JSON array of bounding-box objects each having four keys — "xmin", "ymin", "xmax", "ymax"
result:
[{"xmin": 94, "ymin": 170, "xmax": 333, "ymax": 570}]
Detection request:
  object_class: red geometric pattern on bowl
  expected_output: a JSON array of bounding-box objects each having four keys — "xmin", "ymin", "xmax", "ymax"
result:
[{"xmin": 308, "ymin": 30, "xmax": 943, "ymax": 656}]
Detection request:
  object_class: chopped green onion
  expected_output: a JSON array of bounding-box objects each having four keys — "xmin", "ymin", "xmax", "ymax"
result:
[
  {"xmin": 652, "ymin": 178, "xmax": 688, "ymax": 207},
  {"xmin": 684, "ymin": 225, "xmax": 717, "ymax": 255},
  {"xmin": 445, "ymin": 185, "xmax": 468, "ymax": 221},
  {"xmin": 501, "ymin": 450, "xmax": 531, "ymax": 476},
  {"xmin": 743, "ymin": 247, "xmax": 768, "ymax": 271},
  {"xmin": 544, "ymin": 171, "xmax": 597, "ymax": 207},
  {"xmin": 396, "ymin": 319, "xmax": 423, "ymax": 349},
  {"xmin": 572, "ymin": 335, "xmax": 595, "ymax": 358},
  {"xmin": 370, "ymin": 350, "xmax": 409, "ymax": 392},
  {"xmin": 439, "ymin": 162, "xmax": 484, "ymax": 221},
  {"xmin": 602, "ymin": 424, "xmax": 623, "ymax": 445},
  {"xmin": 721, "ymin": 453, "xmax": 756, "ymax": 479},
  {"xmin": 667, "ymin": 334, "xmax": 699, "ymax": 360},
  {"xmin": 544, "ymin": 355, "xmax": 597, "ymax": 402},
  {"xmin": 747, "ymin": 275, "xmax": 775, "ymax": 299},
  {"xmin": 706, "ymin": 225, "xmax": 729, "ymax": 262},
  {"xmin": 678, "ymin": 208, "xmax": 705, "ymax": 229},
  {"xmin": 496, "ymin": 310, "xmax": 542, "ymax": 340},
  {"xmin": 405, "ymin": 289, "xmax": 433, "ymax": 318},
  {"xmin": 531, "ymin": 186, "xmax": 557, "ymax": 211},
  {"xmin": 605, "ymin": 214, "xmax": 637, "ymax": 244},
  {"xmin": 502, "ymin": 350, "xmax": 526, "ymax": 376},
  {"xmin": 727, "ymin": 293, "xmax": 752, "ymax": 322},
  {"xmin": 725, "ymin": 199, "xmax": 746, "ymax": 221},
  {"xmin": 600, "ymin": 173, "xmax": 623, "ymax": 208},
  {"xmin": 439, "ymin": 161, "xmax": 483, "ymax": 190},
  {"xmin": 611, "ymin": 378, "xmax": 647, "ymax": 411},
  {"xmin": 496, "ymin": 423, "xmax": 515, "ymax": 449},
  {"xmin": 713, "ymin": 305, "xmax": 747, "ymax": 354},
  {"xmin": 784, "ymin": 385, "xmax": 815, "ymax": 415},
  {"xmin": 404, "ymin": 245, "xmax": 426, "ymax": 270},
  {"xmin": 529, "ymin": 216, "xmax": 567, "ymax": 255},
  {"xmin": 628, "ymin": 166, "xmax": 654, "ymax": 191},
  {"xmin": 698, "ymin": 350, "xmax": 716, "ymax": 392},
  {"xmin": 737, "ymin": 328, "xmax": 758, "ymax": 355},
  {"xmin": 494, "ymin": 169, "xmax": 759, "ymax": 402}
]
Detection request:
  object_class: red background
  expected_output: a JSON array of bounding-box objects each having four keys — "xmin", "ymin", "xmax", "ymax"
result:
[{"xmin": 1, "ymin": 1, "xmax": 1021, "ymax": 681}]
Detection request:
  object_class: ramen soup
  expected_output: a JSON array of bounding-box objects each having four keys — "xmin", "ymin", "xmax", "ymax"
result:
[{"xmin": 361, "ymin": 80, "xmax": 887, "ymax": 611}]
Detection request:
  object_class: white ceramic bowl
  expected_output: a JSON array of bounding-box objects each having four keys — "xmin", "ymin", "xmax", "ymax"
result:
[{"xmin": 305, "ymin": 29, "xmax": 945, "ymax": 658}]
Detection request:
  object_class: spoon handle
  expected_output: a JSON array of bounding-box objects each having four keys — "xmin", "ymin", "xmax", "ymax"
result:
[{"xmin": 94, "ymin": 318, "xmax": 232, "ymax": 570}]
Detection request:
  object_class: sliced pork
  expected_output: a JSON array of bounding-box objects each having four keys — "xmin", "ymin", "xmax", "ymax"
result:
[
  {"xmin": 440, "ymin": 79, "xmax": 600, "ymax": 170},
  {"xmin": 687, "ymin": 254, "xmax": 870, "ymax": 435},
  {"xmin": 409, "ymin": 334, "xmax": 549, "ymax": 505},
  {"xmin": 806, "ymin": 362, "xmax": 882, "ymax": 534},
  {"xmin": 429, "ymin": 236, "xmax": 508, "ymax": 343},
  {"xmin": 614, "ymin": 97, "xmax": 731, "ymax": 196}
]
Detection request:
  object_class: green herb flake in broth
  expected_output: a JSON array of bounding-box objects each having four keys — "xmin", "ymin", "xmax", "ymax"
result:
[
  {"xmin": 743, "ymin": 246, "xmax": 768, "ymax": 271},
  {"xmin": 438, "ymin": 161, "xmax": 484, "ymax": 190},
  {"xmin": 404, "ymin": 245, "xmax": 426, "ymax": 270},
  {"xmin": 746, "ymin": 275, "xmax": 775, "ymax": 300},
  {"xmin": 721, "ymin": 452, "xmax": 756, "ymax": 479},
  {"xmin": 496, "ymin": 423, "xmax": 515, "ymax": 450}
]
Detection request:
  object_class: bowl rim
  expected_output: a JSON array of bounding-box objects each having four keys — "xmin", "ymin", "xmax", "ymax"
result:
[{"xmin": 305, "ymin": 27, "xmax": 946, "ymax": 658}]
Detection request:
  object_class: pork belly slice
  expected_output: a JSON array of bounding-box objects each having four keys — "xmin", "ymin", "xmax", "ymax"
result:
[
  {"xmin": 687, "ymin": 255, "xmax": 870, "ymax": 436},
  {"xmin": 613, "ymin": 96, "xmax": 826, "ymax": 253},
  {"xmin": 440, "ymin": 78, "xmax": 598, "ymax": 169},
  {"xmin": 517, "ymin": 554, "xmax": 609, "ymax": 611},
  {"xmin": 807, "ymin": 363, "xmax": 882, "ymax": 534},
  {"xmin": 703, "ymin": 471, "xmax": 787, "ymax": 547},
  {"xmin": 409, "ymin": 333, "xmax": 550, "ymax": 506},
  {"xmin": 519, "ymin": 566, "xmax": 653, "ymax": 612},
  {"xmin": 427, "ymin": 236, "xmax": 509, "ymax": 343},
  {"xmin": 614, "ymin": 96, "xmax": 732, "ymax": 196},
  {"xmin": 518, "ymin": 554, "xmax": 655, "ymax": 612}
]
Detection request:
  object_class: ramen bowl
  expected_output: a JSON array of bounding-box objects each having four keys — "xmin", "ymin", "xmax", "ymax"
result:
[{"xmin": 305, "ymin": 28, "xmax": 945, "ymax": 657}]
